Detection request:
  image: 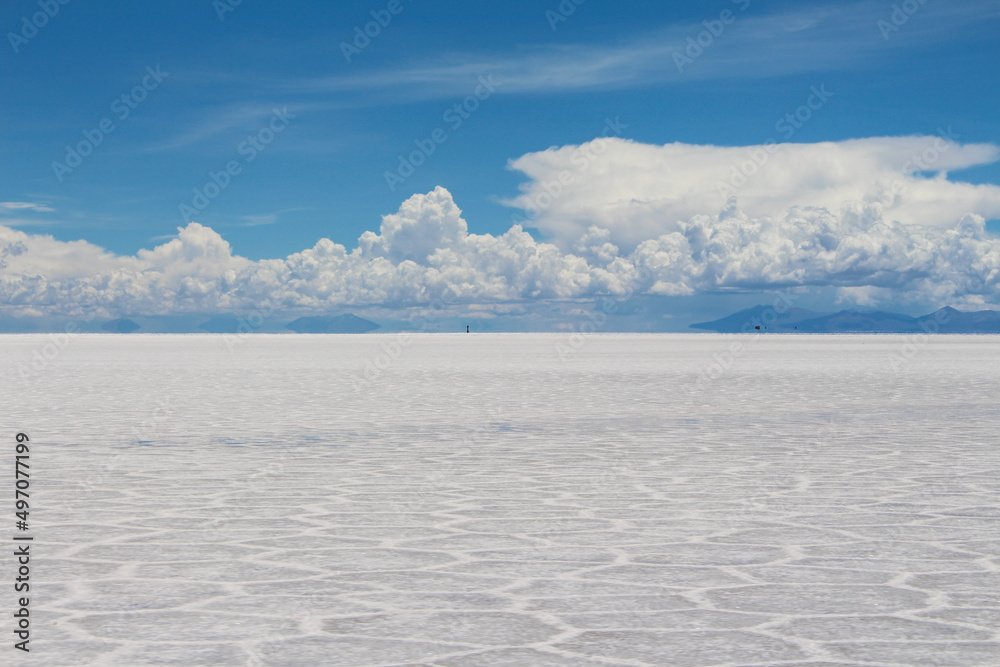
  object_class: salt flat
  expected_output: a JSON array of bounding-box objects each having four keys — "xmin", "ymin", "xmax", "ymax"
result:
[{"xmin": 3, "ymin": 333, "xmax": 1000, "ymax": 666}]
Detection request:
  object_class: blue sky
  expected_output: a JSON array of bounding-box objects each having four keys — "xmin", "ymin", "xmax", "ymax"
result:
[{"xmin": 2, "ymin": 0, "xmax": 1000, "ymax": 329}]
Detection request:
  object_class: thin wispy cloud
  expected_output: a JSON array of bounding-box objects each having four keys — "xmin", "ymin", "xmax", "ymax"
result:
[
  {"xmin": 0, "ymin": 202, "xmax": 54, "ymax": 213},
  {"xmin": 285, "ymin": 1, "xmax": 995, "ymax": 101},
  {"xmin": 238, "ymin": 208, "xmax": 312, "ymax": 227},
  {"xmin": 0, "ymin": 201, "xmax": 58, "ymax": 227},
  {"xmin": 0, "ymin": 218, "xmax": 58, "ymax": 228},
  {"xmin": 145, "ymin": 103, "xmax": 296, "ymax": 152},
  {"xmin": 146, "ymin": 2, "xmax": 999, "ymax": 153}
]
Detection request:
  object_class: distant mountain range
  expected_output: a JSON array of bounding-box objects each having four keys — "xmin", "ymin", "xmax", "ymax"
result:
[
  {"xmin": 197, "ymin": 315, "xmax": 255, "ymax": 334},
  {"xmin": 46, "ymin": 313, "xmax": 382, "ymax": 334},
  {"xmin": 285, "ymin": 314, "xmax": 380, "ymax": 333},
  {"xmin": 192, "ymin": 313, "xmax": 381, "ymax": 334},
  {"xmin": 691, "ymin": 305, "xmax": 1000, "ymax": 334},
  {"xmin": 101, "ymin": 318, "xmax": 141, "ymax": 333},
  {"xmin": 4, "ymin": 306, "xmax": 998, "ymax": 335}
]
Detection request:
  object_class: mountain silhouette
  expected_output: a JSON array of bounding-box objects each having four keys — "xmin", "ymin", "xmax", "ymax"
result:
[
  {"xmin": 101, "ymin": 318, "xmax": 141, "ymax": 333},
  {"xmin": 692, "ymin": 306, "xmax": 1000, "ymax": 333},
  {"xmin": 285, "ymin": 314, "xmax": 380, "ymax": 333},
  {"xmin": 197, "ymin": 315, "xmax": 259, "ymax": 334}
]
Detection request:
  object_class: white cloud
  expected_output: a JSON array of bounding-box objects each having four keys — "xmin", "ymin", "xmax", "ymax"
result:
[
  {"xmin": 291, "ymin": 2, "xmax": 994, "ymax": 101},
  {"xmin": 136, "ymin": 222, "xmax": 248, "ymax": 278},
  {"xmin": 2, "ymin": 136, "xmax": 1000, "ymax": 319},
  {"xmin": 504, "ymin": 136, "xmax": 1000, "ymax": 250},
  {"xmin": 358, "ymin": 186, "xmax": 468, "ymax": 264},
  {"xmin": 0, "ymin": 202, "xmax": 54, "ymax": 213}
]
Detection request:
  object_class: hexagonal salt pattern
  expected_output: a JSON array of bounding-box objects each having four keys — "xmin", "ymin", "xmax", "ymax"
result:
[{"xmin": 6, "ymin": 333, "xmax": 1000, "ymax": 666}]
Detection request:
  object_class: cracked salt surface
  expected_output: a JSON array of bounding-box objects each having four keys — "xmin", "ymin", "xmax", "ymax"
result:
[{"xmin": 4, "ymin": 333, "xmax": 1000, "ymax": 666}]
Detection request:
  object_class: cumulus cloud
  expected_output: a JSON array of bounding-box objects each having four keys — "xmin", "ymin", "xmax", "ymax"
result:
[
  {"xmin": 2, "ymin": 137, "xmax": 1000, "ymax": 319},
  {"xmin": 358, "ymin": 187, "xmax": 468, "ymax": 264},
  {"xmin": 504, "ymin": 136, "xmax": 1000, "ymax": 250}
]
